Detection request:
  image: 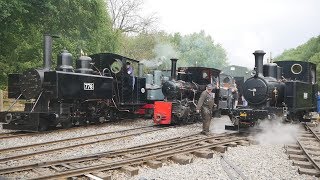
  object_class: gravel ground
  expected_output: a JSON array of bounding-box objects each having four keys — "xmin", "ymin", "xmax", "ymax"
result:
[
  {"xmin": 127, "ymin": 117, "xmax": 317, "ymax": 180},
  {"xmin": 0, "ymin": 119, "xmax": 205, "ymax": 169},
  {"xmin": 130, "ymin": 145, "xmax": 316, "ymax": 180},
  {"xmin": 1, "ymin": 116, "xmax": 317, "ymax": 179},
  {"xmin": 0, "ymin": 119, "xmax": 154, "ymax": 149}
]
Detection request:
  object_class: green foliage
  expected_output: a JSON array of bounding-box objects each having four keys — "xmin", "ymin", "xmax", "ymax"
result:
[
  {"xmin": 176, "ymin": 30, "xmax": 227, "ymax": 69},
  {"xmin": 118, "ymin": 30, "xmax": 228, "ymax": 71},
  {"xmin": 275, "ymin": 35, "xmax": 320, "ymax": 61},
  {"xmin": 0, "ymin": 0, "xmax": 119, "ymax": 88},
  {"xmin": 275, "ymin": 35, "xmax": 320, "ymax": 83}
]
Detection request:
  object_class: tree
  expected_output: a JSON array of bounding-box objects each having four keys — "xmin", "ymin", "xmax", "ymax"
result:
[
  {"xmin": 275, "ymin": 35, "xmax": 320, "ymax": 83},
  {"xmin": 117, "ymin": 30, "xmax": 228, "ymax": 71},
  {"xmin": 0, "ymin": 0, "xmax": 119, "ymax": 89},
  {"xmin": 275, "ymin": 35, "xmax": 320, "ymax": 61},
  {"xmin": 107, "ymin": 0, "xmax": 157, "ymax": 33},
  {"xmin": 177, "ymin": 31, "xmax": 228, "ymax": 69}
]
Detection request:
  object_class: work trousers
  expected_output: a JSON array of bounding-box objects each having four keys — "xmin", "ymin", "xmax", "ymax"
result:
[{"xmin": 201, "ymin": 107, "xmax": 212, "ymax": 132}]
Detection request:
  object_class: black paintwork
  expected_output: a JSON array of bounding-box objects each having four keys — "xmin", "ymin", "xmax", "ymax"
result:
[
  {"xmin": 1, "ymin": 50, "xmax": 148, "ymax": 131},
  {"xmin": 228, "ymin": 58, "xmax": 318, "ymax": 129}
]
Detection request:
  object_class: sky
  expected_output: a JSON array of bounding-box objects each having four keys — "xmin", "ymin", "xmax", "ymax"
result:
[{"xmin": 143, "ymin": 0, "xmax": 320, "ymax": 68}]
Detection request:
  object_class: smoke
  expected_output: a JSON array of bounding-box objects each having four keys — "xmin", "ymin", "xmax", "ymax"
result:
[
  {"xmin": 253, "ymin": 118, "xmax": 300, "ymax": 145},
  {"xmin": 140, "ymin": 43, "xmax": 179, "ymax": 69},
  {"xmin": 210, "ymin": 116, "xmax": 232, "ymax": 134}
]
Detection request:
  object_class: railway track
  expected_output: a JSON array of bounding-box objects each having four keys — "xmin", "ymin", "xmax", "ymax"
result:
[
  {"xmin": 0, "ymin": 125, "xmax": 166, "ymax": 163},
  {"xmin": 0, "ymin": 132, "xmax": 249, "ymax": 179},
  {"xmin": 286, "ymin": 123, "xmax": 320, "ymax": 177},
  {"xmin": 220, "ymin": 155, "xmax": 248, "ymax": 180},
  {"xmin": 0, "ymin": 131, "xmax": 35, "ymax": 140},
  {"xmin": 0, "ymin": 122, "xmax": 119, "ymax": 140}
]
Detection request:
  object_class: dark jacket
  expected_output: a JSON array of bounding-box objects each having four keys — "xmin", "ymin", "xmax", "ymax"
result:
[{"xmin": 196, "ymin": 90, "xmax": 215, "ymax": 110}]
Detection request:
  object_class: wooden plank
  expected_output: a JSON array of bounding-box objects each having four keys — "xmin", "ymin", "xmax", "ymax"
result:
[
  {"xmin": 214, "ymin": 146, "xmax": 228, "ymax": 153},
  {"xmin": 289, "ymin": 154, "xmax": 308, "ymax": 161},
  {"xmin": 121, "ymin": 166, "xmax": 139, "ymax": 176},
  {"xmin": 91, "ymin": 172, "xmax": 112, "ymax": 180},
  {"xmin": 293, "ymin": 160, "xmax": 314, "ymax": 169},
  {"xmin": 146, "ymin": 160, "xmax": 162, "ymax": 169},
  {"xmin": 227, "ymin": 142, "xmax": 237, "ymax": 147},
  {"xmin": 85, "ymin": 173, "xmax": 104, "ymax": 180},
  {"xmin": 298, "ymin": 168, "xmax": 320, "ymax": 176},
  {"xmin": 193, "ymin": 150, "xmax": 213, "ymax": 159},
  {"xmin": 171, "ymin": 155, "xmax": 193, "ymax": 165},
  {"xmin": 286, "ymin": 149, "xmax": 303, "ymax": 155}
]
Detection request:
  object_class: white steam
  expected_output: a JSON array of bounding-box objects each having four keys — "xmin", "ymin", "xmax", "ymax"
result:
[
  {"xmin": 140, "ymin": 43, "xmax": 179, "ymax": 69},
  {"xmin": 253, "ymin": 118, "xmax": 300, "ymax": 145}
]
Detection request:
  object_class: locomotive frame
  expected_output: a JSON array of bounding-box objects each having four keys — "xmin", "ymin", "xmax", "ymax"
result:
[
  {"xmin": 0, "ymin": 35, "xmax": 152, "ymax": 131},
  {"xmin": 226, "ymin": 50, "xmax": 317, "ymax": 130}
]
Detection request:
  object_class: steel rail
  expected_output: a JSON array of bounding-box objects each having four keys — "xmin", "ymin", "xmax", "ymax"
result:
[
  {"xmin": 296, "ymin": 124, "xmax": 320, "ymax": 173},
  {"xmin": 221, "ymin": 155, "xmax": 248, "ymax": 180},
  {"xmin": 32, "ymin": 136, "xmax": 246, "ymax": 180},
  {"xmin": 0, "ymin": 122, "xmax": 116, "ymax": 140},
  {"xmin": 0, "ymin": 133, "xmax": 233, "ymax": 175},
  {"xmin": 0, "ymin": 125, "xmax": 154, "ymax": 153},
  {"xmin": 0, "ymin": 132, "xmax": 33, "ymax": 140},
  {"xmin": 0, "ymin": 126, "xmax": 167, "ymax": 162}
]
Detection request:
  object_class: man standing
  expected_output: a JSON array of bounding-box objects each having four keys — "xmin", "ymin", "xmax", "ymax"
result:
[{"xmin": 196, "ymin": 84, "xmax": 216, "ymax": 135}]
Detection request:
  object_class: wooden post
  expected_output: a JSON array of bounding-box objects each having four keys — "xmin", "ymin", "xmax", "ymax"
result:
[{"xmin": 0, "ymin": 90, "xmax": 3, "ymax": 111}]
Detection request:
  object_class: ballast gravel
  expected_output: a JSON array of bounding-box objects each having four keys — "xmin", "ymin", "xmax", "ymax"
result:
[
  {"xmin": 0, "ymin": 116, "xmax": 318, "ymax": 179},
  {"xmin": 0, "ymin": 119, "xmax": 204, "ymax": 169},
  {"xmin": 130, "ymin": 145, "xmax": 316, "ymax": 180}
]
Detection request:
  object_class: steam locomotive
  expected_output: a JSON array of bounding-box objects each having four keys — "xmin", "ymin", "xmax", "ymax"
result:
[
  {"xmin": 0, "ymin": 35, "xmax": 156, "ymax": 131},
  {"xmin": 153, "ymin": 58, "xmax": 220, "ymax": 124},
  {"xmin": 226, "ymin": 50, "xmax": 317, "ymax": 130}
]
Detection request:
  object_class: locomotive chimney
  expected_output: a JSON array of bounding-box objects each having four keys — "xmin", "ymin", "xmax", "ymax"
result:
[
  {"xmin": 138, "ymin": 62, "xmax": 144, "ymax": 78},
  {"xmin": 170, "ymin": 58, "xmax": 178, "ymax": 80},
  {"xmin": 43, "ymin": 35, "xmax": 53, "ymax": 70},
  {"xmin": 43, "ymin": 34, "xmax": 59, "ymax": 70},
  {"xmin": 253, "ymin": 50, "xmax": 266, "ymax": 76}
]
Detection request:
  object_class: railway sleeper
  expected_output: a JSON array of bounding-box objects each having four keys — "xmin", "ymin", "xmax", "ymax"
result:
[
  {"xmin": 146, "ymin": 160, "xmax": 162, "ymax": 169},
  {"xmin": 286, "ymin": 144, "xmax": 300, "ymax": 150},
  {"xmin": 171, "ymin": 154, "xmax": 193, "ymax": 165},
  {"xmin": 298, "ymin": 137, "xmax": 317, "ymax": 142},
  {"xmin": 286, "ymin": 148, "xmax": 304, "ymax": 155},
  {"xmin": 237, "ymin": 140, "xmax": 250, "ymax": 146},
  {"xmin": 307, "ymin": 151, "xmax": 320, "ymax": 156},
  {"xmin": 299, "ymin": 134, "xmax": 314, "ymax": 138},
  {"xmin": 85, "ymin": 172, "xmax": 112, "ymax": 180},
  {"xmin": 298, "ymin": 168, "xmax": 320, "ymax": 177},
  {"xmin": 289, "ymin": 154, "xmax": 308, "ymax": 161},
  {"xmin": 121, "ymin": 166, "xmax": 139, "ymax": 176},
  {"xmin": 213, "ymin": 145, "xmax": 228, "ymax": 153},
  {"xmin": 293, "ymin": 160, "xmax": 314, "ymax": 169},
  {"xmin": 192, "ymin": 150, "xmax": 213, "ymax": 159},
  {"xmin": 226, "ymin": 142, "xmax": 238, "ymax": 147}
]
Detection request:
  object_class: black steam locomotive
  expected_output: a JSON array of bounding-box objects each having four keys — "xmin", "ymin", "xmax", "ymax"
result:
[
  {"xmin": 227, "ymin": 50, "xmax": 317, "ymax": 129},
  {"xmin": 153, "ymin": 58, "xmax": 221, "ymax": 125},
  {"xmin": 0, "ymin": 35, "xmax": 150, "ymax": 131}
]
